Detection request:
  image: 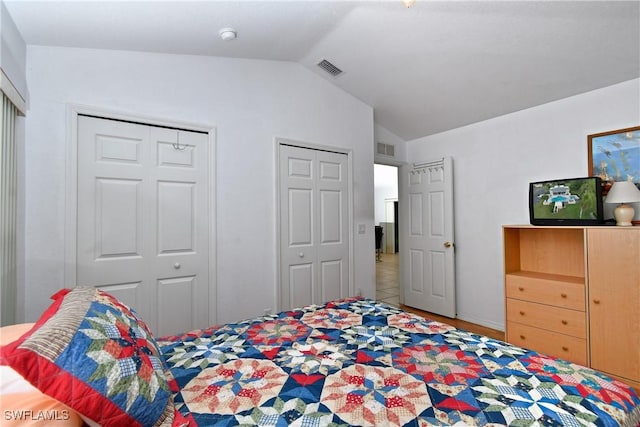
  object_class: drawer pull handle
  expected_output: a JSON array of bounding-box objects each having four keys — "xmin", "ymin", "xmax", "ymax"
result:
[
  {"xmin": 518, "ymin": 287, "xmax": 524, "ymax": 291},
  {"xmin": 593, "ymin": 299, "xmax": 601, "ymax": 305},
  {"xmin": 520, "ymin": 335, "xmax": 526, "ymax": 340},
  {"xmin": 562, "ymin": 346, "xmax": 569, "ymax": 352},
  {"xmin": 560, "ymin": 293, "xmax": 567, "ymax": 298},
  {"xmin": 519, "ymin": 311, "xmax": 525, "ymax": 316},
  {"xmin": 561, "ymin": 320, "xmax": 568, "ymax": 325}
]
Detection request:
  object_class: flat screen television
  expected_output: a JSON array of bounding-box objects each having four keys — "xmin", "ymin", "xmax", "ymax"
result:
[{"xmin": 529, "ymin": 176, "xmax": 604, "ymax": 226}]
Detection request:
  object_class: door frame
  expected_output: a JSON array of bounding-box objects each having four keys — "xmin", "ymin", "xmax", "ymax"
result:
[
  {"xmin": 375, "ymin": 159, "xmax": 407, "ymax": 305},
  {"xmin": 64, "ymin": 104, "xmax": 218, "ymax": 325},
  {"xmin": 384, "ymin": 198, "xmax": 398, "ymax": 253},
  {"xmin": 275, "ymin": 138, "xmax": 354, "ymax": 312}
]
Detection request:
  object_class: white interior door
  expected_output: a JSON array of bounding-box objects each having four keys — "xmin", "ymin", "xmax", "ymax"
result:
[
  {"xmin": 77, "ymin": 115, "xmax": 210, "ymax": 336},
  {"xmin": 279, "ymin": 144, "xmax": 349, "ymax": 310},
  {"xmin": 400, "ymin": 157, "xmax": 456, "ymax": 317}
]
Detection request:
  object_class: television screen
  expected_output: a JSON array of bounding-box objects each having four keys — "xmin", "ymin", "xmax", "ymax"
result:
[{"xmin": 529, "ymin": 176, "xmax": 604, "ymax": 225}]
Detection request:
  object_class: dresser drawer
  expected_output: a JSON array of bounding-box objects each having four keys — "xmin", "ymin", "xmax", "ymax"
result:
[
  {"xmin": 506, "ymin": 298, "xmax": 586, "ymax": 338},
  {"xmin": 505, "ymin": 274, "xmax": 585, "ymax": 311},
  {"xmin": 507, "ymin": 322, "xmax": 587, "ymax": 365}
]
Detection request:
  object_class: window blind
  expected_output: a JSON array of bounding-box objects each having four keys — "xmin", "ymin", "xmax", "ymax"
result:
[{"xmin": 1, "ymin": 91, "xmax": 18, "ymax": 326}]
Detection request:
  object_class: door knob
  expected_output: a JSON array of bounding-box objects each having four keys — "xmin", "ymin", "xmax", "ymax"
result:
[
  {"xmin": 174, "ymin": 262, "xmax": 181, "ymax": 269},
  {"xmin": 444, "ymin": 241, "xmax": 452, "ymax": 248},
  {"xmin": 298, "ymin": 252, "xmax": 304, "ymax": 258}
]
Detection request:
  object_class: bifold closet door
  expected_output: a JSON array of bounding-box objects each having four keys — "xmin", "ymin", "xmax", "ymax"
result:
[
  {"xmin": 279, "ymin": 144, "xmax": 349, "ymax": 310},
  {"xmin": 77, "ymin": 115, "xmax": 210, "ymax": 336}
]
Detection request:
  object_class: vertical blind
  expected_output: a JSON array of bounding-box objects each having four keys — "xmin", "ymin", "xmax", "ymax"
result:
[{"xmin": 0, "ymin": 91, "xmax": 18, "ymax": 326}]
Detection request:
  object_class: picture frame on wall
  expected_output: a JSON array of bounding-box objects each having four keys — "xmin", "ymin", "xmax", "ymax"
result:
[{"xmin": 588, "ymin": 125, "xmax": 640, "ymax": 195}]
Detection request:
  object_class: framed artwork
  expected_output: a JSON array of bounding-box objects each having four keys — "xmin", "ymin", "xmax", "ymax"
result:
[{"xmin": 588, "ymin": 125, "xmax": 640, "ymax": 195}]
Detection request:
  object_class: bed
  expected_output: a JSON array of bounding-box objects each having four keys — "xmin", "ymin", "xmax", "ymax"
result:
[{"xmin": 1, "ymin": 287, "xmax": 639, "ymax": 426}]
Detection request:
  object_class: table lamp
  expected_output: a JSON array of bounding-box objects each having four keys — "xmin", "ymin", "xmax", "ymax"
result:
[{"xmin": 605, "ymin": 180, "xmax": 640, "ymax": 226}]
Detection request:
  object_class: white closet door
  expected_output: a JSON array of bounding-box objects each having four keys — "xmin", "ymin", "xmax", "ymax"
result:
[
  {"xmin": 77, "ymin": 115, "xmax": 210, "ymax": 336},
  {"xmin": 279, "ymin": 145, "xmax": 349, "ymax": 310}
]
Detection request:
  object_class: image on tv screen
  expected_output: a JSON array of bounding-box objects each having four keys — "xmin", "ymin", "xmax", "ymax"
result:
[{"xmin": 530, "ymin": 178, "xmax": 600, "ymax": 220}]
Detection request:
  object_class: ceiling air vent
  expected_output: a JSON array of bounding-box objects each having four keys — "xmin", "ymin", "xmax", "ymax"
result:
[
  {"xmin": 377, "ymin": 142, "xmax": 395, "ymax": 157},
  {"xmin": 317, "ymin": 59, "xmax": 343, "ymax": 77}
]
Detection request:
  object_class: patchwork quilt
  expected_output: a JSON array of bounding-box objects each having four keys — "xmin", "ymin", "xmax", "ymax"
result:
[{"xmin": 159, "ymin": 298, "xmax": 640, "ymax": 426}]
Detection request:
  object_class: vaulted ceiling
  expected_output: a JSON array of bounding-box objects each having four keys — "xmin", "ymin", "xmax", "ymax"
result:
[{"xmin": 5, "ymin": 1, "xmax": 640, "ymax": 140}]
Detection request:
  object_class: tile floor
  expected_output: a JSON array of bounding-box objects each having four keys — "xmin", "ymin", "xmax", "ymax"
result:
[{"xmin": 375, "ymin": 252, "xmax": 400, "ymax": 307}]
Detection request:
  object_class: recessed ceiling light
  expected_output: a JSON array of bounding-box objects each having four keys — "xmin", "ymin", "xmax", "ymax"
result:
[{"xmin": 219, "ymin": 28, "xmax": 237, "ymax": 41}]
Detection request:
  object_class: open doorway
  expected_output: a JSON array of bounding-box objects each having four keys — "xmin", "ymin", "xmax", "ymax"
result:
[{"xmin": 374, "ymin": 164, "xmax": 399, "ymax": 306}]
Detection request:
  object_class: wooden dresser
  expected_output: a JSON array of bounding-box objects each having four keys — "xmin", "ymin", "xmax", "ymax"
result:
[{"xmin": 503, "ymin": 225, "xmax": 640, "ymax": 391}]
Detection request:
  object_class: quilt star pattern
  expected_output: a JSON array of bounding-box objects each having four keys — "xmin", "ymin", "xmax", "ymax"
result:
[{"xmin": 158, "ymin": 298, "xmax": 640, "ymax": 426}]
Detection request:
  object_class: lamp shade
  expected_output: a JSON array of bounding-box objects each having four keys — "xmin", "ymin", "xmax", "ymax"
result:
[{"xmin": 605, "ymin": 181, "xmax": 640, "ymax": 204}]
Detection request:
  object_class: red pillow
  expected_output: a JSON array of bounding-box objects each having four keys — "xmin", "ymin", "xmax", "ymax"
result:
[
  {"xmin": 0, "ymin": 288, "xmax": 174, "ymax": 427},
  {"xmin": 0, "ymin": 323, "xmax": 84, "ymax": 427}
]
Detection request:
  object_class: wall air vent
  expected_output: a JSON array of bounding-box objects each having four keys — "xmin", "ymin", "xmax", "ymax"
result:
[
  {"xmin": 317, "ymin": 59, "xmax": 343, "ymax": 77},
  {"xmin": 386, "ymin": 144, "xmax": 395, "ymax": 157},
  {"xmin": 377, "ymin": 142, "xmax": 395, "ymax": 157}
]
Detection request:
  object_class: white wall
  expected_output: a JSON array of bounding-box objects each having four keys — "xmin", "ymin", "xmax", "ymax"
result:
[
  {"xmin": 374, "ymin": 164, "xmax": 398, "ymax": 225},
  {"xmin": 0, "ymin": 1, "xmax": 27, "ymax": 100},
  {"xmin": 406, "ymin": 78, "xmax": 640, "ymax": 330},
  {"xmin": 374, "ymin": 123, "xmax": 406, "ymax": 165},
  {"xmin": 22, "ymin": 46, "xmax": 375, "ymax": 325}
]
